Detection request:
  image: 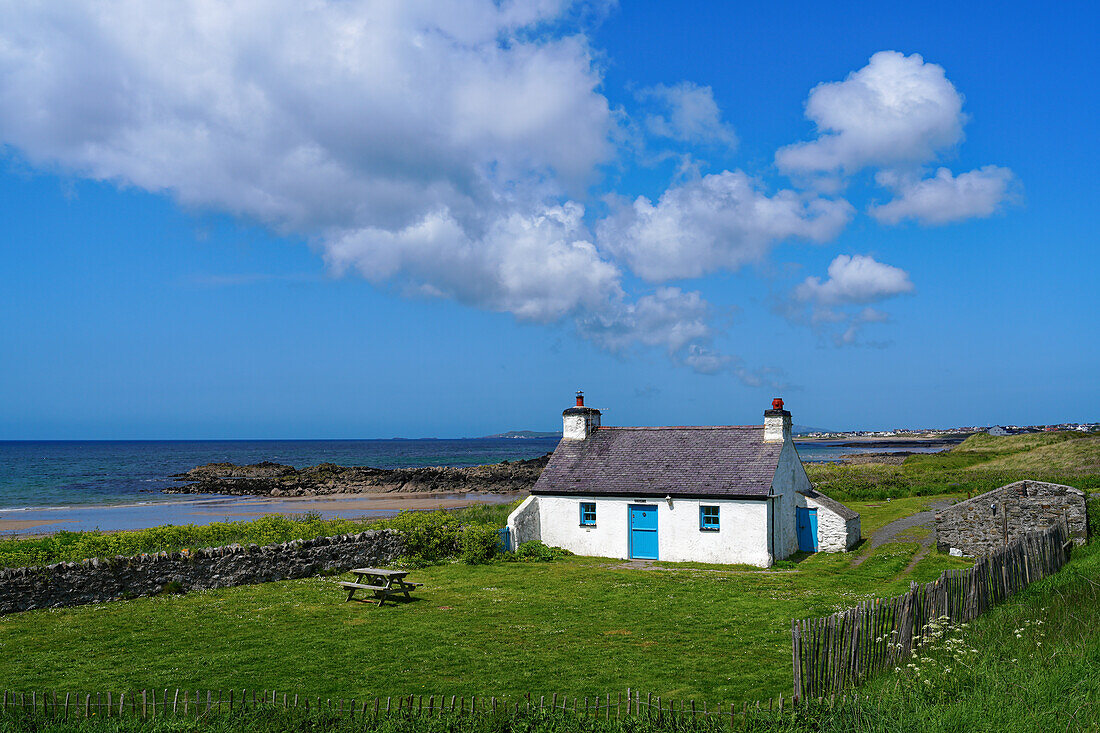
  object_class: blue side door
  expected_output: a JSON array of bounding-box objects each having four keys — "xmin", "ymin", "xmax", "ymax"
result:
[
  {"xmin": 629, "ymin": 505, "xmax": 658, "ymax": 560},
  {"xmin": 796, "ymin": 507, "xmax": 818, "ymax": 552}
]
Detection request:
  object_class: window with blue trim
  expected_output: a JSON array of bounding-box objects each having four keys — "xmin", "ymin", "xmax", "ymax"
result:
[
  {"xmin": 700, "ymin": 505, "xmax": 720, "ymax": 531},
  {"xmin": 579, "ymin": 502, "xmax": 597, "ymax": 526}
]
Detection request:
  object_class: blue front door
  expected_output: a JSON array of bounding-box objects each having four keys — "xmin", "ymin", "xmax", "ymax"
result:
[
  {"xmin": 796, "ymin": 507, "xmax": 818, "ymax": 552},
  {"xmin": 629, "ymin": 505, "xmax": 658, "ymax": 559}
]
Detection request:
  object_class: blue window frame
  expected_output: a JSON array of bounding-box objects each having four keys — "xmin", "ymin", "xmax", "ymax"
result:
[
  {"xmin": 579, "ymin": 502, "xmax": 597, "ymax": 526},
  {"xmin": 700, "ymin": 505, "xmax": 720, "ymax": 531}
]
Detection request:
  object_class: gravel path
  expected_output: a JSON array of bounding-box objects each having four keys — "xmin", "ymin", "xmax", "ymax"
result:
[{"xmin": 852, "ymin": 498, "xmax": 957, "ymax": 569}]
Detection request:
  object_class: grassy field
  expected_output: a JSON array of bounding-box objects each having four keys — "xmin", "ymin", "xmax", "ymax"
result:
[
  {"xmin": 0, "ymin": 543, "xmax": 1095, "ymax": 732},
  {"xmin": 0, "ymin": 430, "xmax": 1094, "ymax": 723},
  {"xmin": 0, "ymin": 533, "xmax": 971, "ymax": 706},
  {"xmin": 805, "ymin": 431, "xmax": 1100, "ymax": 501}
]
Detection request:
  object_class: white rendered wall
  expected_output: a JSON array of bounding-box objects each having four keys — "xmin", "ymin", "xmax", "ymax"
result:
[
  {"xmin": 563, "ymin": 413, "xmax": 600, "ymax": 440},
  {"xmin": 533, "ymin": 495, "xmax": 773, "ymax": 567},
  {"xmin": 796, "ymin": 493, "xmax": 862, "ymax": 552},
  {"xmin": 845, "ymin": 516, "xmax": 860, "ymax": 550},
  {"xmin": 770, "ymin": 439, "xmax": 812, "ymax": 560},
  {"xmin": 803, "ymin": 494, "xmax": 860, "ymax": 552},
  {"xmin": 507, "ymin": 495, "xmax": 541, "ymax": 550}
]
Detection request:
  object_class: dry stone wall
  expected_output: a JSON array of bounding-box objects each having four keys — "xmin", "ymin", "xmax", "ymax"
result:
[
  {"xmin": 935, "ymin": 480, "xmax": 1086, "ymax": 557},
  {"xmin": 0, "ymin": 530, "xmax": 405, "ymax": 615}
]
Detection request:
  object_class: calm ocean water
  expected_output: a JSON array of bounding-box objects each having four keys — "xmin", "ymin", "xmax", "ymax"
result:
[
  {"xmin": 0, "ymin": 439, "xmax": 562, "ymax": 512},
  {"xmin": 0, "ymin": 438, "xmax": 940, "ymax": 513}
]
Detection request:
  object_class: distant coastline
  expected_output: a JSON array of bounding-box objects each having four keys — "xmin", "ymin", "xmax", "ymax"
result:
[{"xmin": 0, "ymin": 435, "xmax": 954, "ymax": 536}]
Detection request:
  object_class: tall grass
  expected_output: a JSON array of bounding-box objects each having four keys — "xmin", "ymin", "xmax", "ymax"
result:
[
  {"xmin": 0, "ymin": 501, "xmax": 522, "ymax": 569},
  {"xmin": 806, "ymin": 432, "xmax": 1100, "ymax": 501}
]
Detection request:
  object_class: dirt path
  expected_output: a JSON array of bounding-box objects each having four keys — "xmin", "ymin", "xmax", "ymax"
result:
[{"xmin": 852, "ymin": 498, "xmax": 957, "ymax": 570}]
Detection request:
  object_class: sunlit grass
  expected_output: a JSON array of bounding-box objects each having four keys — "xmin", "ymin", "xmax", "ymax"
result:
[
  {"xmin": 0, "ymin": 541, "xmax": 970, "ymax": 706},
  {"xmin": 806, "ymin": 431, "xmax": 1100, "ymax": 501}
]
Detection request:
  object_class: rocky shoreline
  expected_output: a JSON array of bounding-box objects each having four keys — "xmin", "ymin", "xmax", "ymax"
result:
[{"xmin": 166, "ymin": 454, "xmax": 551, "ymax": 497}]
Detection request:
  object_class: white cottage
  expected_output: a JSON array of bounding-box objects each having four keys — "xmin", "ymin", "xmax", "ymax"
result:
[{"xmin": 507, "ymin": 394, "xmax": 860, "ymax": 567}]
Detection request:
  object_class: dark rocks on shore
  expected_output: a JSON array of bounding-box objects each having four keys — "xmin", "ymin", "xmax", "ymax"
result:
[{"xmin": 166, "ymin": 454, "xmax": 551, "ymax": 497}]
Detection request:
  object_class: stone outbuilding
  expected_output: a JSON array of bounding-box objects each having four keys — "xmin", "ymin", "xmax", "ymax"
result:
[
  {"xmin": 797, "ymin": 487, "xmax": 861, "ymax": 552},
  {"xmin": 507, "ymin": 393, "xmax": 860, "ymax": 567},
  {"xmin": 935, "ymin": 480, "xmax": 1087, "ymax": 557}
]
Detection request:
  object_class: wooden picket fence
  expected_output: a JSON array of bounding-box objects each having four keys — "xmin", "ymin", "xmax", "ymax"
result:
[
  {"xmin": 791, "ymin": 518, "xmax": 1072, "ymax": 700},
  {"xmin": 0, "ymin": 686, "xmax": 847, "ymax": 725}
]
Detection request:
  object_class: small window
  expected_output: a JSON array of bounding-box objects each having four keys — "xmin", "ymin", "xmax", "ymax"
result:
[
  {"xmin": 700, "ymin": 505, "xmax": 720, "ymax": 531},
  {"xmin": 580, "ymin": 502, "xmax": 597, "ymax": 526}
]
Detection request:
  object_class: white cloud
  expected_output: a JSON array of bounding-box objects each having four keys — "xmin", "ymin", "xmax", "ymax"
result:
[
  {"xmin": 787, "ymin": 254, "xmax": 914, "ymax": 346},
  {"xmin": 0, "ymin": 2, "xmax": 665, "ymax": 338},
  {"xmin": 325, "ymin": 203, "xmax": 624, "ymax": 322},
  {"xmin": 794, "ymin": 254, "xmax": 914, "ymax": 306},
  {"xmin": 869, "ymin": 166, "xmax": 1018, "ymax": 225},
  {"xmin": 0, "ymin": 0, "xmax": 612, "ymax": 233},
  {"xmin": 776, "ymin": 51, "xmax": 965, "ymax": 175},
  {"xmin": 577, "ymin": 286, "xmax": 709, "ymax": 354},
  {"xmin": 681, "ymin": 344, "xmax": 731, "ymax": 375},
  {"xmin": 7, "ymin": 8, "xmax": 1010, "ymax": 376},
  {"xmin": 598, "ymin": 171, "xmax": 853, "ymax": 281},
  {"xmin": 637, "ymin": 82, "xmax": 737, "ymax": 147}
]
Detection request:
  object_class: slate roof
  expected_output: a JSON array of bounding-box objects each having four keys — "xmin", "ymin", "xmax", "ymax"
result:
[
  {"xmin": 532, "ymin": 426, "xmax": 782, "ymax": 498},
  {"xmin": 797, "ymin": 487, "xmax": 860, "ymax": 520}
]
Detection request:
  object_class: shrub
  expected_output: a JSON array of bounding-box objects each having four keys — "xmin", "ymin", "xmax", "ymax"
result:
[
  {"xmin": 372, "ymin": 505, "xmax": 520, "ymax": 566},
  {"xmin": 508, "ymin": 540, "xmax": 572, "ymax": 562},
  {"xmin": 459, "ymin": 525, "xmax": 501, "ymax": 565},
  {"xmin": 374, "ymin": 512, "xmax": 462, "ymax": 567},
  {"xmin": 162, "ymin": 580, "xmax": 185, "ymax": 595}
]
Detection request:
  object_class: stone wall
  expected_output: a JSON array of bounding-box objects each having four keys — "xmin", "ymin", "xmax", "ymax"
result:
[
  {"xmin": 0, "ymin": 530, "xmax": 405, "ymax": 615},
  {"xmin": 935, "ymin": 480, "xmax": 1086, "ymax": 557}
]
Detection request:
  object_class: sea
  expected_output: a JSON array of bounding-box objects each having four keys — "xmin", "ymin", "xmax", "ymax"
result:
[{"xmin": 0, "ymin": 438, "xmax": 944, "ymax": 536}]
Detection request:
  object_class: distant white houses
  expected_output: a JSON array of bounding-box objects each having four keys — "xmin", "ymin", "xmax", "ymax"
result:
[{"xmin": 507, "ymin": 394, "xmax": 860, "ymax": 567}]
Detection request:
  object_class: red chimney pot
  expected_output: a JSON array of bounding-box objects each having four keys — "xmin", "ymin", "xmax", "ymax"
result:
[
  {"xmin": 576, "ymin": 391, "xmax": 585, "ymax": 407},
  {"xmin": 772, "ymin": 398, "xmax": 784, "ymax": 411}
]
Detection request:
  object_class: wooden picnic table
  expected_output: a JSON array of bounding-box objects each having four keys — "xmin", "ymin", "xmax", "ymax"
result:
[{"xmin": 339, "ymin": 568, "xmax": 421, "ymax": 607}]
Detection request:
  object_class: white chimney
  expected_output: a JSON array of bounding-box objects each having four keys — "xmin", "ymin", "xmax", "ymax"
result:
[
  {"xmin": 763, "ymin": 397, "xmax": 792, "ymax": 443},
  {"xmin": 562, "ymin": 391, "xmax": 601, "ymax": 440}
]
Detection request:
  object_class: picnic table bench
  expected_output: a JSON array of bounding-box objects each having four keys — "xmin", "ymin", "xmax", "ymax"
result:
[{"xmin": 339, "ymin": 568, "xmax": 421, "ymax": 607}]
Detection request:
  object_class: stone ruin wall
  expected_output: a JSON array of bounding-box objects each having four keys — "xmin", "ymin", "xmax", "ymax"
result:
[
  {"xmin": 0, "ymin": 530, "xmax": 405, "ymax": 615},
  {"xmin": 935, "ymin": 480, "xmax": 1086, "ymax": 558}
]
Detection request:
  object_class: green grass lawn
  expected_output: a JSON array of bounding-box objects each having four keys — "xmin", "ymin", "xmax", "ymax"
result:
[
  {"xmin": 846, "ymin": 495, "xmax": 963, "ymax": 537},
  {"xmin": 0, "ymin": 541, "xmax": 971, "ymax": 707},
  {"xmin": 0, "ymin": 545, "xmax": 1093, "ymax": 732}
]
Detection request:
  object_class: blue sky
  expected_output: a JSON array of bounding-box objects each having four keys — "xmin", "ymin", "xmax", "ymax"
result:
[{"xmin": 0, "ymin": 1, "xmax": 1096, "ymax": 439}]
